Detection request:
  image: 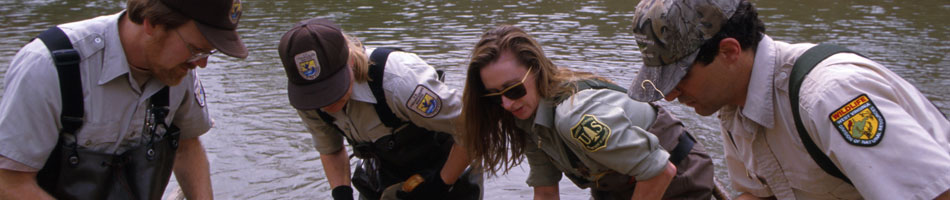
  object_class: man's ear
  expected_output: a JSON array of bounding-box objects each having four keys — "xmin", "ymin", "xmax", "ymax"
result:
[
  {"xmin": 717, "ymin": 38, "xmax": 742, "ymax": 62},
  {"xmin": 142, "ymin": 18, "xmax": 164, "ymax": 37}
]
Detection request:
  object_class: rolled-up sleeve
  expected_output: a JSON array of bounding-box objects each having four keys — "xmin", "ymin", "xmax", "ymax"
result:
[
  {"xmin": 296, "ymin": 109, "xmax": 346, "ymax": 154},
  {"xmin": 555, "ymin": 90, "xmax": 669, "ymax": 181}
]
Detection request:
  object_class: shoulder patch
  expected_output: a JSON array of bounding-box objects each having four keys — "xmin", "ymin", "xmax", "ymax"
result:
[
  {"xmin": 571, "ymin": 114, "xmax": 612, "ymax": 152},
  {"xmin": 294, "ymin": 50, "xmax": 320, "ymax": 80},
  {"xmin": 828, "ymin": 94, "xmax": 885, "ymax": 146},
  {"xmin": 194, "ymin": 73, "xmax": 207, "ymax": 107},
  {"xmin": 405, "ymin": 85, "xmax": 441, "ymax": 118}
]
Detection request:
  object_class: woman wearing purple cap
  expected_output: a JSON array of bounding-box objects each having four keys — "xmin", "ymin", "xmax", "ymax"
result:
[
  {"xmin": 459, "ymin": 25, "xmax": 717, "ymax": 200},
  {"xmin": 277, "ymin": 18, "xmax": 481, "ymax": 200}
]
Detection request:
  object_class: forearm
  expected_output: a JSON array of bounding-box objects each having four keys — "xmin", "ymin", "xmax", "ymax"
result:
[
  {"xmin": 631, "ymin": 162, "xmax": 676, "ymax": 200},
  {"xmin": 174, "ymin": 137, "xmax": 213, "ymax": 200},
  {"xmin": 936, "ymin": 189, "xmax": 949, "ymax": 200},
  {"xmin": 320, "ymin": 148, "xmax": 351, "ymax": 188},
  {"xmin": 736, "ymin": 193, "xmax": 776, "ymax": 200},
  {"xmin": 0, "ymin": 169, "xmax": 53, "ymax": 200},
  {"xmin": 439, "ymin": 144, "xmax": 470, "ymax": 184},
  {"xmin": 533, "ymin": 185, "xmax": 559, "ymax": 200}
]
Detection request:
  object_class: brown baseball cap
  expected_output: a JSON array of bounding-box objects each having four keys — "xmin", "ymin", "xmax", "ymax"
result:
[
  {"xmin": 277, "ymin": 18, "xmax": 351, "ymax": 110},
  {"xmin": 161, "ymin": 0, "xmax": 248, "ymax": 58},
  {"xmin": 627, "ymin": 0, "xmax": 739, "ymax": 102}
]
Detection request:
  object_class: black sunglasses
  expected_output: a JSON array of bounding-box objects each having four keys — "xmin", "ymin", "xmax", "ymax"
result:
[{"xmin": 483, "ymin": 68, "xmax": 532, "ymax": 104}]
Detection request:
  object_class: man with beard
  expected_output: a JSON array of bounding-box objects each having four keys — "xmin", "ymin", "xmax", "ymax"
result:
[{"xmin": 0, "ymin": 0, "xmax": 247, "ymax": 199}]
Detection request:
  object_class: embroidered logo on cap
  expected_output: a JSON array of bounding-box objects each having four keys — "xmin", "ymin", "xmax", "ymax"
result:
[
  {"xmin": 229, "ymin": 0, "xmax": 242, "ymax": 25},
  {"xmin": 295, "ymin": 50, "xmax": 320, "ymax": 80},
  {"xmin": 829, "ymin": 94, "xmax": 885, "ymax": 146},
  {"xmin": 406, "ymin": 85, "xmax": 441, "ymax": 118},
  {"xmin": 571, "ymin": 114, "xmax": 612, "ymax": 152}
]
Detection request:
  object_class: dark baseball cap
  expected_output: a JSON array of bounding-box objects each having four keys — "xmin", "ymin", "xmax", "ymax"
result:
[
  {"xmin": 277, "ymin": 18, "xmax": 351, "ymax": 110},
  {"xmin": 161, "ymin": 0, "xmax": 248, "ymax": 58},
  {"xmin": 627, "ymin": 0, "xmax": 739, "ymax": 102}
]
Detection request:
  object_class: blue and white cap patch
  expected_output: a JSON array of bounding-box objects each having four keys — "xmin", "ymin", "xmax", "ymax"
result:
[{"xmin": 295, "ymin": 50, "xmax": 320, "ymax": 80}]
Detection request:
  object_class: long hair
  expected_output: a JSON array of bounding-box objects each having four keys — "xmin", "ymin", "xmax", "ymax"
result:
[
  {"xmin": 461, "ymin": 25, "xmax": 609, "ymax": 176},
  {"xmin": 344, "ymin": 34, "xmax": 371, "ymax": 82}
]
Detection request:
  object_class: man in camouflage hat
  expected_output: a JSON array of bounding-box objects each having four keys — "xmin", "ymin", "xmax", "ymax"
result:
[
  {"xmin": 627, "ymin": 0, "xmax": 950, "ymax": 199},
  {"xmin": 0, "ymin": 0, "xmax": 247, "ymax": 199}
]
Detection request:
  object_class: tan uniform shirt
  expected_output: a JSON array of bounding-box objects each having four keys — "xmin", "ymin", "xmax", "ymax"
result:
[
  {"xmin": 297, "ymin": 48, "xmax": 462, "ymax": 154},
  {"xmin": 0, "ymin": 12, "xmax": 213, "ymax": 170},
  {"xmin": 519, "ymin": 88, "xmax": 670, "ymax": 186},
  {"xmin": 720, "ymin": 35, "xmax": 950, "ymax": 200}
]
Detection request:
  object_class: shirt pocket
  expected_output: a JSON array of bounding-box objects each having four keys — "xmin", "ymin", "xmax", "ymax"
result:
[{"xmin": 74, "ymin": 121, "xmax": 123, "ymax": 153}]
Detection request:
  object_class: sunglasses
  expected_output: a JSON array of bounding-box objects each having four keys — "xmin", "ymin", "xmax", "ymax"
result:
[
  {"xmin": 175, "ymin": 30, "xmax": 217, "ymax": 63},
  {"xmin": 483, "ymin": 68, "xmax": 531, "ymax": 104}
]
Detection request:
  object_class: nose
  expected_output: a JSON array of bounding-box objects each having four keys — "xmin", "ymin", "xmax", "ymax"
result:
[
  {"xmin": 500, "ymin": 96, "xmax": 516, "ymax": 112},
  {"xmin": 664, "ymin": 88, "xmax": 681, "ymax": 101},
  {"xmin": 191, "ymin": 57, "xmax": 209, "ymax": 68}
]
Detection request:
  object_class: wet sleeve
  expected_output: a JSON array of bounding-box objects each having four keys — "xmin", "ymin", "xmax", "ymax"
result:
[
  {"xmin": 800, "ymin": 61, "xmax": 950, "ymax": 199},
  {"xmin": 0, "ymin": 41, "xmax": 62, "ymax": 169},
  {"xmin": 555, "ymin": 90, "xmax": 670, "ymax": 181},
  {"xmin": 383, "ymin": 52, "xmax": 463, "ymax": 137},
  {"xmin": 172, "ymin": 71, "xmax": 213, "ymax": 139},
  {"xmin": 524, "ymin": 139, "xmax": 563, "ymax": 187},
  {"xmin": 296, "ymin": 109, "xmax": 346, "ymax": 154}
]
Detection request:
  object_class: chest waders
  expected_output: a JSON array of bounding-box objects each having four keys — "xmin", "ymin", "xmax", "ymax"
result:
[
  {"xmin": 552, "ymin": 80, "xmax": 704, "ymax": 199},
  {"xmin": 34, "ymin": 27, "xmax": 182, "ymax": 200},
  {"xmin": 315, "ymin": 48, "xmax": 480, "ymax": 200}
]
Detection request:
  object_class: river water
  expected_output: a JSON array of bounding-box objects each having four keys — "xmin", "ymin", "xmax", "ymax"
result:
[{"xmin": 1, "ymin": 0, "xmax": 947, "ymax": 199}]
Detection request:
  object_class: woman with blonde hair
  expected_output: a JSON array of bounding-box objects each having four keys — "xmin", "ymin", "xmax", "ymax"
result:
[
  {"xmin": 277, "ymin": 18, "xmax": 480, "ymax": 200},
  {"xmin": 461, "ymin": 25, "xmax": 714, "ymax": 200}
]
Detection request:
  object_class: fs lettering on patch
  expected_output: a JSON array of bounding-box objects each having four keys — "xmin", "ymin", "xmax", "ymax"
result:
[
  {"xmin": 828, "ymin": 94, "xmax": 886, "ymax": 146},
  {"xmin": 571, "ymin": 114, "xmax": 612, "ymax": 152},
  {"xmin": 406, "ymin": 85, "xmax": 441, "ymax": 118},
  {"xmin": 294, "ymin": 50, "xmax": 320, "ymax": 80}
]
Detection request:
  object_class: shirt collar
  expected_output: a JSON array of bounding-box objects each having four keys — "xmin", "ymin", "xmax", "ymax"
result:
[
  {"xmin": 98, "ymin": 11, "xmax": 132, "ymax": 85},
  {"xmin": 740, "ymin": 34, "xmax": 777, "ymax": 129},
  {"xmin": 533, "ymin": 98, "xmax": 556, "ymax": 129},
  {"xmin": 349, "ymin": 81, "xmax": 377, "ymax": 104}
]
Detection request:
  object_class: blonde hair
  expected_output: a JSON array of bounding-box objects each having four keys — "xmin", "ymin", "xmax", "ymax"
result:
[
  {"xmin": 461, "ymin": 25, "xmax": 609, "ymax": 176},
  {"xmin": 345, "ymin": 34, "xmax": 371, "ymax": 82}
]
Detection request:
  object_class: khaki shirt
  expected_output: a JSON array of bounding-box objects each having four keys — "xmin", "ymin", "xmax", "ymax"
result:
[
  {"xmin": 720, "ymin": 35, "xmax": 950, "ymax": 200},
  {"xmin": 297, "ymin": 48, "xmax": 462, "ymax": 154},
  {"xmin": 519, "ymin": 88, "xmax": 670, "ymax": 187},
  {"xmin": 0, "ymin": 12, "xmax": 213, "ymax": 170}
]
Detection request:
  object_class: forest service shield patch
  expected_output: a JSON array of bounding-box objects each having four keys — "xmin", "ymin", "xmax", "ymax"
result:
[{"xmin": 571, "ymin": 114, "xmax": 611, "ymax": 152}]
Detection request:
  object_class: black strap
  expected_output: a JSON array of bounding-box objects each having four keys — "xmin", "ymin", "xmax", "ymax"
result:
[
  {"xmin": 789, "ymin": 44, "xmax": 858, "ymax": 185},
  {"xmin": 367, "ymin": 47, "xmax": 405, "ymax": 128},
  {"xmin": 37, "ymin": 27, "xmax": 84, "ymax": 134}
]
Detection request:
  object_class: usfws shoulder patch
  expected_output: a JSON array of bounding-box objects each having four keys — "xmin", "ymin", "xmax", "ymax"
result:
[
  {"xmin": 828, "ymin": 94, "xmax": 885, "ymax": 146},
  {"xmin": 571, "ymin": 114, "xmax": 612, "ymax": 152},
  {"xmin": 405, "ymin": 85, "xmax": 441, "ymax": 118}
]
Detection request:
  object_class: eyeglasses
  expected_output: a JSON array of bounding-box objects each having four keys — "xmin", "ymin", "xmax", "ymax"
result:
[
  {"xmin": 175, "ymin": 30, "xmax": 217, "ymax": 63},
  {"xmin": 483, "ymin": 68, "xmax": 532, "ymax": 104}
]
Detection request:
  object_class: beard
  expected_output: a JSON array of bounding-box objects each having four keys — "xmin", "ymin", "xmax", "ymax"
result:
[{"xmin": 143, "ymin": 34, "xmax": 191, "ymax": 86}]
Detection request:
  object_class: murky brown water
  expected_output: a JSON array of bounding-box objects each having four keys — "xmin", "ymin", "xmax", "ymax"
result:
[{"xmin": 1, "ymin": 0, "xmax": 947, "ymax": 199}]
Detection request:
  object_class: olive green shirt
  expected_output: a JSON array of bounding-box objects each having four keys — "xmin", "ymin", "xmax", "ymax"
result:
[{"xmin": 518, "ymin": 88, "xmax": 670, "ymax": 187}]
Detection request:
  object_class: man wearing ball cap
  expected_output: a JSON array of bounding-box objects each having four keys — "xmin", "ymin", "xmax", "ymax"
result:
[
  {"xmin": 0, "ymin": 0, "xmax": 248, "ymax": 199},
  {"xmin": 627, "ymin": 0, "xmax": 950, "ymax": 199}
]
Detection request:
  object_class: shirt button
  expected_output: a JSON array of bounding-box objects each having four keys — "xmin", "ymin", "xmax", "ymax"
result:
[
  {"xmin": 778, "ymin": 72, "xmax": 788, "ymax": 79},
  {"xmin": 94, "ymin": 37, "xmax": 102, "ymax": 43}
]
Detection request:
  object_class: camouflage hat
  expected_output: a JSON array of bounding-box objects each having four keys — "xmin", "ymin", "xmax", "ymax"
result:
[{"xmin": 627, "ymin": 0, "xmax": 739, "ymax": 102}]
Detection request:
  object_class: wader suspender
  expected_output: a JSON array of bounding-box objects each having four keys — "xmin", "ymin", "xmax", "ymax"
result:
[
  {"xmin": 35, "ymin": 26, "xmax": 84, "ymax": 190},
  {"xmin": 557, "ymin": 80, "xmax": 695, "ymax": 182},
  {"xmin": 35, "ymin": 26, "xmax": 178, "ymax": 200},
  {"xmin": 789, "ymin": 44, "xmax": 857, "ymax": 185}
]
